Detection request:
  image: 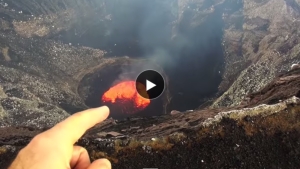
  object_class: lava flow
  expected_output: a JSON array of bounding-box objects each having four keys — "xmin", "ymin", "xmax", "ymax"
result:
[{"xmin": 102, "ymin": 81, "xmax": 150, "ymax": 114}]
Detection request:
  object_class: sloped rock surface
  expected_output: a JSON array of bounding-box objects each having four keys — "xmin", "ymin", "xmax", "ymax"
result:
[
  {"xmin": 1, "ymin": 69, "xmax": 300, "ymax": 168},
  {"xmin": 244, "ymin": 68, "xmax": 300, "ymax": 107},
  {"xmin": 212, "ymin": 0, "xmax": 300, "ymax": 107},
  {"xmin": 0, "ymin": 0, "xmax": 149, "ymax": 127},
  {"xmin": 0, "ymin": 29, "xmax": 110, "ymax": 127}
]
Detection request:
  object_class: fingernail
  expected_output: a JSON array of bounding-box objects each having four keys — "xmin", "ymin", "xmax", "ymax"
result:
[
  {"xmin": 100, "ymin": 106, "xmax": 110, "ymax": 112},
  {"xmin": 94, "ymin": 106, "xmax": 109, "ymax": 111},
  {"xmin": 94, "ymin": 106, "xmax": 110, "ymax": 117}
]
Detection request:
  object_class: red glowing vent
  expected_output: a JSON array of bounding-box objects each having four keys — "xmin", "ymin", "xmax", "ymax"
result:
[{"xmin": 102, "ymin": 81, "xmax": 150, "ymax": 114}]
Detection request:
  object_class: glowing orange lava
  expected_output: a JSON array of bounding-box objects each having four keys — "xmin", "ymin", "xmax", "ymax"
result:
[{"xmin": 102, "ymin": 81, "xmax": 150, "ymax": 114}]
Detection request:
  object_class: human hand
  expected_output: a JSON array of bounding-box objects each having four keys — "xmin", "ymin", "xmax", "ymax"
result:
[{"xmin": 8, "ymin": 106, "xmax": 112, "ymax": 169}]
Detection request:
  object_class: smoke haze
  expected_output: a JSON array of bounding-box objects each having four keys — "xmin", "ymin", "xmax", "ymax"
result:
[{"xmin": 57, "ymin": 0, "xmax": 243, "ymax": 111}]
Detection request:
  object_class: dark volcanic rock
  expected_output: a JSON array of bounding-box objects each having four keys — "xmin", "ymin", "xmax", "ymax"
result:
[
  {"xmin": 212, "ymin": 0, "xmax": 300, "ymax": 107},
  {"xmin": 0, "ymin": 0, "xmax": 113, "ymax": 127},
  {"xmin": 245, "ymin": 68, "xmax": 300, "ymax": 107},
  {"xmin": 0, "ymin": 29, "xmax": 108, "ymax": 127},
  {"xmin": 0, "ymin": 2, "xmax": 165, "ymax": 126},
  {"xmin": 1, "ymin": 70, "xmax": 300, "ymax": 168}
]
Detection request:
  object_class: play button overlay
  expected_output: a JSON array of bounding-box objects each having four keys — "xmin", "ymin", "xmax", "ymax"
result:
[
  {"xmin": 146, "ymin": 80, "xmax": 156, "ymax": 91},
  {"xmin": 136, "ymin": 70, "xmax": 165, "ymax": 100}
]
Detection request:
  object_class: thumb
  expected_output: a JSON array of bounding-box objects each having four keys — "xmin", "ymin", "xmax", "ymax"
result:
[
  {"xmin": 70, "ymin": 146, "xmax": 90, "ymax": 169},
  {"xmin": 87, "ymin": 159, "xmax": 112, "ymax": 169}
]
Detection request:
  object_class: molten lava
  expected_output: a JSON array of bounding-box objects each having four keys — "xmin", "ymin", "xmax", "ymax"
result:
[{"xmin": 102, "ymin": 81, "xmax": 150, "ymax": 114}]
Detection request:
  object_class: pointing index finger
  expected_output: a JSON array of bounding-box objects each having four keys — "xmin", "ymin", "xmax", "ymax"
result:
[{"xmin": 45, "ymin": 106, "xmax": 110, "ymax": 145}]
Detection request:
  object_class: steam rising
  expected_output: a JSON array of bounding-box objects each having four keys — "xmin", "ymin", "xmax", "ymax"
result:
[
  {"xmin": 60, "ymin": 0, "xmax": 243, "ymax": 111},
  {"xmin": 113, "ymin": 61, "xmax": 163, "ymax": 86},
  {"xmin": 100, "ymin": 0, "xmax": 242, "ymax": 111}
]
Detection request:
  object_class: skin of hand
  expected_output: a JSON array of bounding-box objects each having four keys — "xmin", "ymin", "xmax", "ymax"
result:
[{"xmin": 8, "ymin": 106, "xmax": 112, "ymax": 169}]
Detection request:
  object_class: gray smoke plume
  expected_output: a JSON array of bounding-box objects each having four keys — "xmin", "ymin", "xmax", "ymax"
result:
[{"xmin": 47, "ymin": 0, "xmax": 242, "ymax": 110}]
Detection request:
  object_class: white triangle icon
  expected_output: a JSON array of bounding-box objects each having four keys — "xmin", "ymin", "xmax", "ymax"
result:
[{"xmin": 146, "ymin": 80, "xmax": 156, "ymax": 91}]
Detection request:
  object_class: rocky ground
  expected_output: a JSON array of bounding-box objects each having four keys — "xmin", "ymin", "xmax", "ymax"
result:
[
  {"xmin": 1, "ymin": 68, "xmax": 300, "ymax": 168},
  {"xmin": 0, "ymin": 0, "xmax": 300, "ymax": 168}
]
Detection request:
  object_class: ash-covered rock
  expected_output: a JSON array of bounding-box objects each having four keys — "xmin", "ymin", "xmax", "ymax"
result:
[
  {"xmin": 212, "ymin": 0, "xmax": 300, "ymax": 107},
  {"xmin": 244, "ymin": 68, "xmax": 300, "ymax": 107},
  {"xmin": 1, "ymin": 77, "xmax": 300, "ymax": 168},
  {"xmin": 0, "ymin": 0, "xmax": 111, "ymax": 127}
]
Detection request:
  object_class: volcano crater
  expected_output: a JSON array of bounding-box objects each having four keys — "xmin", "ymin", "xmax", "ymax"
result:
[{"xmin": 77, "ymin": 57, "xmax": 170, "ymax": 119}]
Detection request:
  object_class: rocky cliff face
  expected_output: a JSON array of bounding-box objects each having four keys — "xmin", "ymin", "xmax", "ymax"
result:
[
  {"xmin": 0, "ymin": 0, "xmax": 300, "ymax": 168},
  {"xmin": 212, "ymin": 0, "xmax": 300, "ymax": 107}
]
